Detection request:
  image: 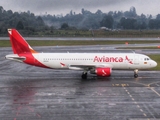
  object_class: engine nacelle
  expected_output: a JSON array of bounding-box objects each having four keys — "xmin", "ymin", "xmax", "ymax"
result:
[{"xmin": 91, "ymin": 67, "xmax": 112, "ymax": 77}]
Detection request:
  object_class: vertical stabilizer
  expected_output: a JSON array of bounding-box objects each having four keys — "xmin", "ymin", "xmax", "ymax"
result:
[{"xmin": 8, "ymin": 29, "xmax": 37, "ymax": 54}]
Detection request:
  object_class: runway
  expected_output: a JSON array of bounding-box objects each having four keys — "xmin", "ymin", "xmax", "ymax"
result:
[
  {"xmin": 1, "ymin": 37, "xmax": 160, "ymax": 41},
  {"xmin": 0, "ymin": 46, "xmax": 160, "ymax": 120}
]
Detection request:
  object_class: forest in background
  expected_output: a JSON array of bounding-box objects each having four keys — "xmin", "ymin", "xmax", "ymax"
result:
[{"xmin": 1, "ymin": 6, "xmax": 160, "ymax": 36}]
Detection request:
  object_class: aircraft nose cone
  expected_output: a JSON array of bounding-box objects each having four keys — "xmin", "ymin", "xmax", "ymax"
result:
[{"xmin": 153, "ymin": 61, "xmax": 157, "ymax": 67}]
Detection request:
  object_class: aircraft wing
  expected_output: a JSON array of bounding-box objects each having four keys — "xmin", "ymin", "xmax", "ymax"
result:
[{"xmin": 69, "ymin": 64, "xmax": 113, "ymax": 71}]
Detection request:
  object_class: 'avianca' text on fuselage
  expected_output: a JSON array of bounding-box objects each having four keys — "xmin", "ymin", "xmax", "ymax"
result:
[
  {"xmin": 93, "ymin": 56, "xmax": 124, "ymax": 63},
  {"xmin": 5, "ymin": 29, "xmax": 157, "ymax": 79}
]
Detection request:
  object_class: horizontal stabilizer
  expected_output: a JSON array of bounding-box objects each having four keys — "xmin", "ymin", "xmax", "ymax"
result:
[{"xmin": 5, "ymin": 54, "xmax": 26, "ymax": 62}]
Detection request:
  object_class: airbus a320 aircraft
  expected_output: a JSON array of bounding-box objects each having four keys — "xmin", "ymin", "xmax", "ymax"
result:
[{"xmin": 6, "ymin": 29, "xmax": 157, "ymax": 79}]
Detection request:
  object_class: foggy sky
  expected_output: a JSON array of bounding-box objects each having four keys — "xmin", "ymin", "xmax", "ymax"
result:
[{"xmin": 1, "ymin": 0, "xmax": 160, "ymax": 16}]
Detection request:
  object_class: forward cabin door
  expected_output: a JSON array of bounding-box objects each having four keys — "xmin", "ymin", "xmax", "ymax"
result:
[{"xmin": 134, "ymin": 55, "xmax": 139, "ymax": 66}]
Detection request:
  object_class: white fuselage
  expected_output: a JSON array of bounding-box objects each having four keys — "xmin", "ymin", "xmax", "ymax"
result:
[{"xmin": 32, "ymin": 52, "xmax": 157, "ymax": 70}]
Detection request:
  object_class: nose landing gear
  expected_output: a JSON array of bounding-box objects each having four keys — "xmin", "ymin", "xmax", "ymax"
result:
[{"xmin": 134, "ymin": 69, "xmax": 138, "ymax": 78}]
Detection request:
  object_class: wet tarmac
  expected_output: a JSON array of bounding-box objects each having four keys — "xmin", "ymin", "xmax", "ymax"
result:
[
  {"xmin": 0, "ymin": 46, "xmax": 160, "ymax": 120},
  {"xmin": 1, "ymin": 37, "xmax": 160, "ymax": 41}
]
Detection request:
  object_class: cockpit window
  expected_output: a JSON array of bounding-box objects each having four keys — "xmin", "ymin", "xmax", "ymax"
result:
[{"xmin": 144, "ymin": 58, "xmax": 150, "ymax": 61}]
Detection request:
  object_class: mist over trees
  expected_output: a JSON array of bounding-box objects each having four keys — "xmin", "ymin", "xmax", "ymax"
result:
[
  {"xmin": 41, "ymin": 6, "xmax": 145, "ymax": 30},
  {"xmin": 0, "ymin": 6, "xmax": 47, "ymax": 35},
  {"xmin": 1, "ymin": 6, "xmax": 160, "ymax": 35},
  {"xmin": 41, "ymin": 6, "xmax": 155, "ymax": 30}
]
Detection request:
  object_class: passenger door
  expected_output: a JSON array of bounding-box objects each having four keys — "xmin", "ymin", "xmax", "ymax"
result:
[{"xmin": 134, "ymin": 55, "xmax": 139, "ymax": 66}]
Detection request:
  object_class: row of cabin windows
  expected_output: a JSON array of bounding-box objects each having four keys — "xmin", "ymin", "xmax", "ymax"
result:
[
  {"xmin": 44, "ymin": 58, "xmax": 94, "ymax": 61},
  {"xmin": 44, "ymin": 58, "xmax": 150, "ymax": 61},
  {"xmin": 44, "ymin": 58, "xmax": 145, "ymax": 61}
]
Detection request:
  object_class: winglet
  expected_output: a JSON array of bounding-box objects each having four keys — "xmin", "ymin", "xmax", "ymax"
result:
[{"xmin": 8, "ymin": 29, "xmax": 37, "ymax": 54}]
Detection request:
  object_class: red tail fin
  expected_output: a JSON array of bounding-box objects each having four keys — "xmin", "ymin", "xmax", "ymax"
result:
[{"xmin": 8, "ymin": 29, "xmax": 37, "ymax": 54}]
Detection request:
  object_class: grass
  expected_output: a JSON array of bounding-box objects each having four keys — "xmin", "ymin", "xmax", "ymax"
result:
[
  {"xmin": 117, "ymin": 46, "xmax": 160, "ymax": 49},
  {"xmin": 0, "ymin": 40, "xmax": 160, "ymax": 47},
  {"xmin": 148, "ymin": 54, "xmax": 160, "ymax": 71},
  {"xmin": 27, "ymin": 29, "xmax": 160, "ymax": 38}
]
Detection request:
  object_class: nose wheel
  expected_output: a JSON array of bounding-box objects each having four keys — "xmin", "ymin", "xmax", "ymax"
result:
[
  {"xmin": 134, "ymin": 69, "xmax": 138, "ymax": 78},
  {"xmin": 81, "ymin": 72, "xmax": 87, "ymax": 79}
]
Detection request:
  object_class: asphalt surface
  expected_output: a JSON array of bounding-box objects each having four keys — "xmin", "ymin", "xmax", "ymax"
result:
[
  {"xmin": 1, "ymin": 37, "xmax": 160, "ymax": 41},
  {"xmin": 0, "ymin": 46, "xmax": 160, "ymax": 120}
]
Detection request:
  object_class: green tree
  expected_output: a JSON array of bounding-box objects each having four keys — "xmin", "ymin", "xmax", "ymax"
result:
[
  {"xmin": 0, "ymin": 6, "xmax": 4, "ymax": 14},
  {"xmin": 61, "ymin": 23, "xmax": 69, "ymax": 29},
  {"xmin": 36, "ymin": 16, "xmax": 45, "ymax": 26},
  {"xmin": 16, "ymin": 21, "xmax": 24, "ymax": 30},
  {"xmin": 148, "ymin": 19, "xmax": 160, "ymax": 29},
  {"xmin": 156, "ymin": 14, "xmax": 160, "ymax": 20},
  {"xmin": 120, "ymin": 17, "xmax": 137, "ymax": 29},
  {"xmin": 100, "ymin": 15, "xmax": 114, "ymax": 29}
]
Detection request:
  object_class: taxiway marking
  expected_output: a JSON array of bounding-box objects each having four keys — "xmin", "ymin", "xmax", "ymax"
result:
[
  {"xmin": 123, "ymin": 86, "xmax": 149, "ymax": 118},
  {"xmin": 150, "ymin": 87, "xmax": 160, "ymax": 97}
]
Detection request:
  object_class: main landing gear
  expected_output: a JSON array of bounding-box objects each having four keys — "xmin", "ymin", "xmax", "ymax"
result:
[
  {"xmin": 81, "ymin": 72, "xmax": 87, "ymax": 79},
  {"xmin": 81, "ymin": 70, "xmax": 139, "ymax": 79},
  {"xmin": 134, "ymin": 69, "xmax": 138, "ymax": 78}
]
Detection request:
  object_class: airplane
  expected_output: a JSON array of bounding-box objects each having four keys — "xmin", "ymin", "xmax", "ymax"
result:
[{"xmin": 5, "ymin": 29, "xmax": 157, "ymax": 79}]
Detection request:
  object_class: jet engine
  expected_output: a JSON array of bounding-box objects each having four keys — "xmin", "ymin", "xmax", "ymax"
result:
[{"xmin": 90, "ymin": 67, "xmax": 112, "ymax": 77}]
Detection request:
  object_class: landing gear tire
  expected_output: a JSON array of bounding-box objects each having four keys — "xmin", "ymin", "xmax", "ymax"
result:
[
  {"xmin": 134, "ymin": 74, "xmax": 138, "ymax": 78},
  {"xmin": 81, "ymin": 72, "xmax": 87, "ymax": 79},
  {"xmin": 134, "ymin": 69, "xmax": 138, "ymax": 78}
]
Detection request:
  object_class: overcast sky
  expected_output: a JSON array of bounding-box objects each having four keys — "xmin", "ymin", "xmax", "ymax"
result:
[{"xmin": 1, "ymin": 0, "xmax": 160, "ymax": 16}]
